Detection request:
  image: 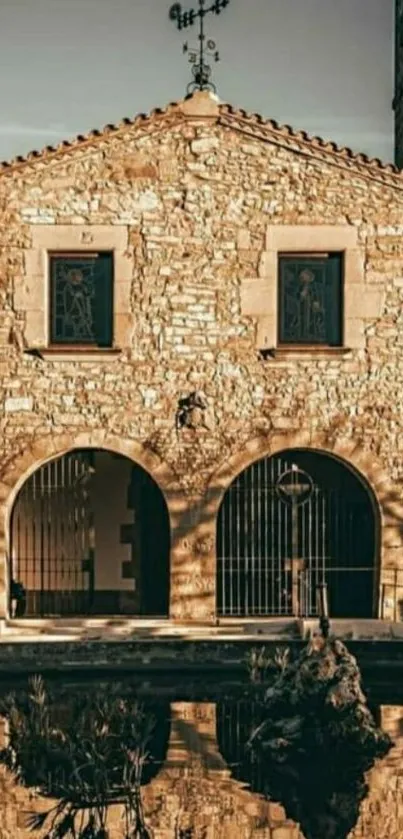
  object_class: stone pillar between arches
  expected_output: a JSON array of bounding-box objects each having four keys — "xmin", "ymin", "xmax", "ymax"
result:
[{"xmin": 168, "ymin": 492, "xmax": 216, "ymax": 622}]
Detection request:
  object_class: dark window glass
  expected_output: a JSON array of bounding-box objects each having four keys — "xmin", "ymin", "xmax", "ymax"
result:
[
  {"xmin": 278, "ymin": 253, "xmax": 342, "ymax": 346},
  {"xmin": 50, "ymin": 253, "xmax": 113, "ymax": 346}
]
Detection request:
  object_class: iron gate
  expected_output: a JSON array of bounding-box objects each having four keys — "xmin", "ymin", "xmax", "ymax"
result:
[
  {"xmin": 10, "ymin": 452, "xmax": 95, "ymax": 617},
  {"xmin": 216, "ymin": 451, "xmax": 376, "ymax": 618}
]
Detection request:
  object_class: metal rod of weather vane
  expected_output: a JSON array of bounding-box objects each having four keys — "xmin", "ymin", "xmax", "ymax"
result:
[
  {"xmin": 199, "ymin": 0, "xmax": 205, "ymax": 74},
  {"xmin": 316, "ymin": 582, "xmax": 330, "ymax": 639}
]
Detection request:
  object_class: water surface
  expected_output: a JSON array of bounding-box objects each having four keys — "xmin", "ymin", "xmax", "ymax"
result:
[{"xmin": 0, "ymin": 674, "xmax": 401, "ymax": 839}]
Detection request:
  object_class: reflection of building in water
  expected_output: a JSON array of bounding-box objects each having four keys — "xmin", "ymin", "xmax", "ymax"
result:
[
  {"xmin": 141, "ymin": 702, "xmax": 297, "ymax": 838},
  {"xmin": 348, "ymin": 705, "xmax": 403, "ymax": 839},
  {"xmin": 1, "ymin": 702, "xmax": 403, "ymax": 839},
  {"xmin": 0, "ymin": 702, "xmax": 298, "ymax": 838}
]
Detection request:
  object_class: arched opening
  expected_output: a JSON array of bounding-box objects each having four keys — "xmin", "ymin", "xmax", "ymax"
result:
[
  {"xmin": 216, "ymin": 449, "xmax": 378, "ymax": 619},
  {"xmin": 9, "ymin": 449, "xmax": 170, "ymax": 618}
]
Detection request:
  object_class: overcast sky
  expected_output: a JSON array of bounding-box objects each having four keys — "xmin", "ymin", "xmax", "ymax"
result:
[{"xmin": 0, "ymin": 0, "xmax": 394, "ymax": 163}]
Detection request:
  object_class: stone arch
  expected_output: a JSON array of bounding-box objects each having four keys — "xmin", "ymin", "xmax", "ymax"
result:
[
  {"xmin": 0, "ymin": 432, "xmax": 181, "ymax": 619},
  {"xmin": 203, "ymin": 433, "xmax": 401, "ymax": 620}
]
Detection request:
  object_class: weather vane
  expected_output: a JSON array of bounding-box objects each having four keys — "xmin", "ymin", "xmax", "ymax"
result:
[{"xmin": 169, "ymin": 0, "xmax": 230, "ymax": 94}]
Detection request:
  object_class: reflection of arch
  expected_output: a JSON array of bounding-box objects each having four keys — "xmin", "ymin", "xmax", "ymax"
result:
[
  {"xmin": 8, "ymin": 446, "xmax": 171, "ymax": 618},
  {"xmin": 216, "ymin": 699, "xmax": 266, "ymax": 795},
  {"xmin": 0, "ymin": 698, "xmax": 294, "ymax": 838},
  {"xmin": 141, "ymin": 697, "xmax": 172, "ymax": 786},
  {"xmin": 47, "ymin": 691, "xmax": 171, "ymax": 788},
  {"xmin": 216, "ymin": 447, "xmax": 380, "ymax": 619},
  {"xmin": 0, "ymin": 681, "xmax": 171, "ymax": 836}
]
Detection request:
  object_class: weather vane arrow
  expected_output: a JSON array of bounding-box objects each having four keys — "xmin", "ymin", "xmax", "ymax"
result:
[{"xmin": 169, "ymin": 0, "xmax": 230, "ymax": 94}]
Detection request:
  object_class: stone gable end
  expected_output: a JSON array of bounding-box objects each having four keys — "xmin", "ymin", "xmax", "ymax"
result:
[{"xmin": 0, "ymin": 101, "xmax": 400, "ymax": 359}]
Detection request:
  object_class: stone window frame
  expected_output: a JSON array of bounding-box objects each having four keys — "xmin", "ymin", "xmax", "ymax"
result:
[
  {"xmin": 17, "ymin": 225, "xmax": 133, "ymax": 359},
  {"xmin": 241, "ymin": 225, "xmax": 383, "ymax": 355}
]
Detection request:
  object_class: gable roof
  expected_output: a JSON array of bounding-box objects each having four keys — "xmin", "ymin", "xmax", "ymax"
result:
[{"xmin": 0, "ymin": 90, "xmax": 401, "ymax": 189}]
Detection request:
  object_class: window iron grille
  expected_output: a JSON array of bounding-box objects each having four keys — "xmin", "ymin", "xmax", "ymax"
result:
[
  {"xmin": 278, "ymin": 253, "xmax": 342, "ymax": 346},
  {"xmin": 50, "ymin": 252, "xmax": 113, "ymax": 346}
]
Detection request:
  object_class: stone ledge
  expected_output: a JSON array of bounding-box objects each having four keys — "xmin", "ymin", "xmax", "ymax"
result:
[
  {"xmin": 260, "ymin": 346, "xmax": 353, "ymax": 360},
  {"xmin": 25, "ymin": 347, "xmax": 122, "ymax": 362}
]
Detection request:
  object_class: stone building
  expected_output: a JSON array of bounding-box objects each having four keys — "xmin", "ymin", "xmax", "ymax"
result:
[{"xmin": 0, "ymin": 89, "xmax": 403, "ymax": 626}]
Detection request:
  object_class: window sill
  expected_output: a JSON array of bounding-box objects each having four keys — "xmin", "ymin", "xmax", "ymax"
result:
[
  {"xmin": 25, "ymin": 347, "xmax": 122, "ymax": 362},
  {"xmin": 260, "ymin": 346, "xmax": 353, "ymax": 361}
]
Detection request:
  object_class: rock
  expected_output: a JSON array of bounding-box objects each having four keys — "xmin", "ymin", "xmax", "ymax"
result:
[{"xmin": 247, "ymin": 638, "xmax": 393, "ymax": 839}]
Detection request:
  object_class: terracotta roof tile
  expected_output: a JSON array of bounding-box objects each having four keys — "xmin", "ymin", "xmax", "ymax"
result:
[
  {"xmin": 0, "ymin": 92, "xmax": 400, "ymax": 185},
  {"xmin": 219, "ymin": 102, "xmax": 399, "ymax": 177}
]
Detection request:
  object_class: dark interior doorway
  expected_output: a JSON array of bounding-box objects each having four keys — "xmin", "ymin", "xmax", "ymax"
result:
[
  {"xmin": 10, "ymin": 449, "xmax": 170, "ymax": 618},
  {"xmin": 217, "ymin": 449, "xmax": 377, "ymax": 619}
]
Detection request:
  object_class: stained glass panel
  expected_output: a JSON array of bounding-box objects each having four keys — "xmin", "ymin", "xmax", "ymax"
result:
[
  {"xmin": 50, "ymin": 253, "xmax": 113, "ymax": 346},
  {"xmin": 278, "ymin": 254, "xmax": 342, "ymax": 345}
]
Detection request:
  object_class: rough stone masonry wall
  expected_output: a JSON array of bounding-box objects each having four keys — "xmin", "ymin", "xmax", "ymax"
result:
[{"xmin": 0, "ymin": 93, "xmax": 403, "ymax": 618}]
